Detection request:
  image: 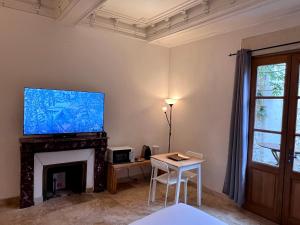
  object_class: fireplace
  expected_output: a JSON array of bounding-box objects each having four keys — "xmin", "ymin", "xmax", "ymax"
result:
[
  {"xmin": 43, "ymin": 161, "xmax": 87, "ymax": 200},
  {"xmin": 19, "ymin": 135, "xmax": 108, "ymax": 208}
]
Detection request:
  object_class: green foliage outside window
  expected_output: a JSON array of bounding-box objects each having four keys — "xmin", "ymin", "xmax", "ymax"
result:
[{"xmin": 256, "ymin": 64, "xmax": 286, "ymax": 120}]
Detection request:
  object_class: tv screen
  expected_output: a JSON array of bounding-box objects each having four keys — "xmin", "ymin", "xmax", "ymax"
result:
[{"xmin": 24, "ymin": 88, "xmax": 105, "ymax": 135}]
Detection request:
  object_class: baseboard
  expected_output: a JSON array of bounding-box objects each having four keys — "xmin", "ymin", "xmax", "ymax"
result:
[
  {"xmin": 188, "ymin": 182, "xmax": 235, "ymax": 206},
  {"xmin": 203, "ymin": 186, "xmax": 231, "ymax": 201},
  {"xmin": 0, "ymin": 187, "xmax": 96, "ymax": 208},
  {"xmin": 0, "ymin": 196, "xmax": 19, "ymax": 208}
]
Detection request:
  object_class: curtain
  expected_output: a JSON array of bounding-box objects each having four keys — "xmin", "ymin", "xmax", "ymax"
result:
[{"xmin": 223, "ymin": 49, "xmax": 251, "ymax": 206}]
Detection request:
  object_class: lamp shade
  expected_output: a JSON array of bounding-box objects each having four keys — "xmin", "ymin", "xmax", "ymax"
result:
[
  {"xmin": 162, "ymin": 106, "xmax": 168, "ymax": 112},
  {"xmin": 165, "ymin": 98, "xmax": 177, "ymax": 105}
]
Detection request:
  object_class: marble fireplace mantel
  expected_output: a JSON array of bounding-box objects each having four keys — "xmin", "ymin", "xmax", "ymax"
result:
[{"xmin": 19, "ymin": 135, "xmax": 107, "ymax": 208}]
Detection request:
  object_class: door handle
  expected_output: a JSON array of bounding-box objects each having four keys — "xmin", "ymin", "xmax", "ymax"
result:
[{"xmin": 288, "ymin": 153, "xmax": 297, "ymax": 163}]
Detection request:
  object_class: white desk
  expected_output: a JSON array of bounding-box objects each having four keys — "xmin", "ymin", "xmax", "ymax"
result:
[{"xmin": 151, "ymin": 152, "xmax": 205, "ymax": 206}]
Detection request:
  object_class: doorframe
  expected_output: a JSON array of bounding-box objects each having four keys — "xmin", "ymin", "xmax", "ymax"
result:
[
  {"xmin": 245, "ymin": 53, "xmax": 291, "ymax": 223},
  {"xmin": 245, "ymin": 49, "xmax": 300, "ymax": 224}
]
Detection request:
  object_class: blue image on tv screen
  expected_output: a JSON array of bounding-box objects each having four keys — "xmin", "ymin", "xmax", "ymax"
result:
[{"xmin": 24, "ymin": 88, "xmax": 104, "ymax": 135}]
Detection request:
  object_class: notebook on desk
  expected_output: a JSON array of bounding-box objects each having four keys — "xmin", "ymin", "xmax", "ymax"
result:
[{"xmin": 167, "ymin": 153, "xmax": 190, "ymax": 161}]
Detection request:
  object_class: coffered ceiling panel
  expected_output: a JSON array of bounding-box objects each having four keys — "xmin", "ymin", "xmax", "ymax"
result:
[
  {"xmin": 86, "ymin": 0, "xmax": 300, "ymax": 46},
  {"xmin": 96, "ymin": 0, "xmax": 202, "ymax": 28}
]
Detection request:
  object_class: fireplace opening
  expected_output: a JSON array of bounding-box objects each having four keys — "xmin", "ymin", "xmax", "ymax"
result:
[{"xmin": 43, "ymin": 161, "xmax": 87, "ymax": 201}]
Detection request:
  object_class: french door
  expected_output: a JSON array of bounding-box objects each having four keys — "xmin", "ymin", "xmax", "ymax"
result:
[
  {"xmin": 283, "ymin": 54, "xmax": 300, "ymax": 225},
  {"xmin": 246, "ymin": 52, "xmax": 300, "ymax": 224}
]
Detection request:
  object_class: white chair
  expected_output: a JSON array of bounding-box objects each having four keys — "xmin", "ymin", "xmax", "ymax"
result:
[
  {"xmin": 148, "ymin": 158, "xmax": 188, "ymax": 207},
  {"xmin": 183, "ymin": 151, "xmax": 204, "ymax": 180}
]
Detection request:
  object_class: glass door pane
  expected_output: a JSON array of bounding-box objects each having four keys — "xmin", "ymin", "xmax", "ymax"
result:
[
  {"xmin": 256, "ymin": 63, "xmax": 286, "ymax": 97},
  {"xmin": 254, "ymin": 99, "xmax": 283, "ymax": 131},
  {"xmin": 251, "ymin": 63, "xmax": 286, "ymax": 167},
  {"xmin": 296, "ymin": 99, "xmax": 300, "ymax": 133},
  {"xmin": 294, "ymin": 136, "xmax": 300, "ymax": 172},
  {"xmin": 252, "ymin": 131, "xmax": 281, "ymax": 166},
  {"xmin": 293, "ymin": 65, "xmax": 300, "ymax": 172},
  {"xmin": 298, "ymin": 63, "xmax": 300, "ymax": 96}
]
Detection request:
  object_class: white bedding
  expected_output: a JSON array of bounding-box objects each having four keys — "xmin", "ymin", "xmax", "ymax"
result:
[{"xmin": 129, "ymin": 203, "xmax": 226, "ymax": 225}]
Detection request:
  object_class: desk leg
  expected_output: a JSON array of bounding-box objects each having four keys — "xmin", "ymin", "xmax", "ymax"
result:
[
  {"xmin": 175, "ymin": 168, "xmax": 182, "ymax": 204},
  {"xmin": 107, "ymin": 165, "xmax": 117, "ymax": 194},
  {"xmin": 151, "ymin": 168, "xmax": 158, "ymax": 202},
  {"xmin": 197, "ymin": 165, "xmax": 202, "ymax": 206}
]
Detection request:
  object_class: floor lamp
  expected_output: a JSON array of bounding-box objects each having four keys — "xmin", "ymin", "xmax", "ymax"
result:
[{"xmin": 162, "ymin": 98, "xmax": 177, "ymax": 153}]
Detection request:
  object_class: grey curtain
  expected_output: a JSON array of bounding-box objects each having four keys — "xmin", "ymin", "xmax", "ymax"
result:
[{"xmin": 223, "ymin": 49, "xmax": 251, "ymax": 206}]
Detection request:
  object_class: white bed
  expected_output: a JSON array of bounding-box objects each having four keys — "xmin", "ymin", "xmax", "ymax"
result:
[{"xmin": 130, "ymin": 203, "xmax": 227, "ymax": 225}]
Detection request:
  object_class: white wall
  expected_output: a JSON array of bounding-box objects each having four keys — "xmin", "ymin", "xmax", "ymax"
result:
[
  {"xmin": 242, "ymin": 25, "xmax": 300, "ymax": 55},
  {"xmin": 168, "ymin": 32, "xmax": 239, "ymax": 193},
  {"xmin": 168, "ymin": 21, "xmax": 300, "ymax": 193},
  {"xmin": 0, "ymin": 7, "xmax": 170, "ymax": 200}
]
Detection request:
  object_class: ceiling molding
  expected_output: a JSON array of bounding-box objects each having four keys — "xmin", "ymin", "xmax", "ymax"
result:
[
  {"xmin": 57, "ymin": 0, "xmax": 107, "ymax": 25},
  {"xmin": 88, "ymin": 14, "xmax": 146, "ymax": 39},
  {"xmin": 3, "ymin": 0, "xmax": 300, "ymax": 48},
  {"xmin": 0, "ymin": 0, "xmax": 75, "ymax": 18},
  {"xmin": 86, "ymin": 0, "xmax": 210, "ymax": 39},
  {"xmin": 82, "ymin": 0, "xmax": 300, "ymax": 48},
  {"xmin": 57, "ymin": 0, "xmax": 81, "ymax": 21},
  {"xmin": 151, "ymin": 0, "xmax": 300, "ymax": 47},
  {"xmin": 147, "ymin": 0, "xmax": 207, "ymax": 26},
  {"xmin": 147, "ymin": 0, "xmax": 274, "ymax": 41},
  {"xmin": 95, "ymin": 7, "xmax": 148, "ymax": 28},
  {"xmin": 84, "ymin": 0, "xmax": 265, "ymax": 40}
]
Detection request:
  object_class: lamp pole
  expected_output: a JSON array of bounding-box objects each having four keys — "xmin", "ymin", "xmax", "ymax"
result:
[
  {"xmin": 163, "ymin": 98, "xmax": 177, "ymax": 153},
  {"xmin": 164, "ymin": 104, "xmax": 173, "ymax": 153}
]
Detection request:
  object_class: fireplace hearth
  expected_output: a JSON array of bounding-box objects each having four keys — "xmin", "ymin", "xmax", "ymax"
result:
[{"xmin": 43, "ymin": 161, "xmax": 87, "ymax": 200}]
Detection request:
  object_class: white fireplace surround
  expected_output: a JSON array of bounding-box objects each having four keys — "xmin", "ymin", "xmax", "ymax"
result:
[{"xmin": 34, "ymin": 149, "xmax": 95, "ymax": 204}]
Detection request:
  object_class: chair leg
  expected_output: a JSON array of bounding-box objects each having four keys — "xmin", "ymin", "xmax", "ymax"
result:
[
  {"xmin": 184, "ymin": 181, "xmax": 188, "ymax": 204},
  {"xmin": 165, "ymin": 184, "xmax": 169, "ymax": 207},
  {"xmin": 148, "ymin": 179, "xmax": 152, "ymax": 206},
  {"xmin": 151, "ymin": 168, "xmax": 158, "ymax": 203},
  {"xmin": 148, "ymin": 169, "xmax": 154, "ymax": 206}
]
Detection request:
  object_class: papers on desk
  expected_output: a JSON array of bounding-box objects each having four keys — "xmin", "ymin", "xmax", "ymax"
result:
[{"xmin": 167, "ymin": 153, "xmax": 190, "ymax": 161}]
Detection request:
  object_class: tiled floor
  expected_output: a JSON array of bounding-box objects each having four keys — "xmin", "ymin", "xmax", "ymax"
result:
[{"xmin": 0, "ymin": 179, "xmax": 276, "ymax": 225}]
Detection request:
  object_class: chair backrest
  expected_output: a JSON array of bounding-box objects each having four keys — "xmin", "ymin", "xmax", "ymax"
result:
[
  {"xmin": 151, "ymin": 158, "xmax": 169, "ymax": 172},
  {"xmin": 185, "ymin": 151, "xmax": 204, "ymax": 160}
]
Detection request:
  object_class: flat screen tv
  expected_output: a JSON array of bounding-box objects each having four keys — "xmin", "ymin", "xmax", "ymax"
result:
[{"xmin": 23, "ymin": 88, "xmax": 105, "ymax": 135}]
